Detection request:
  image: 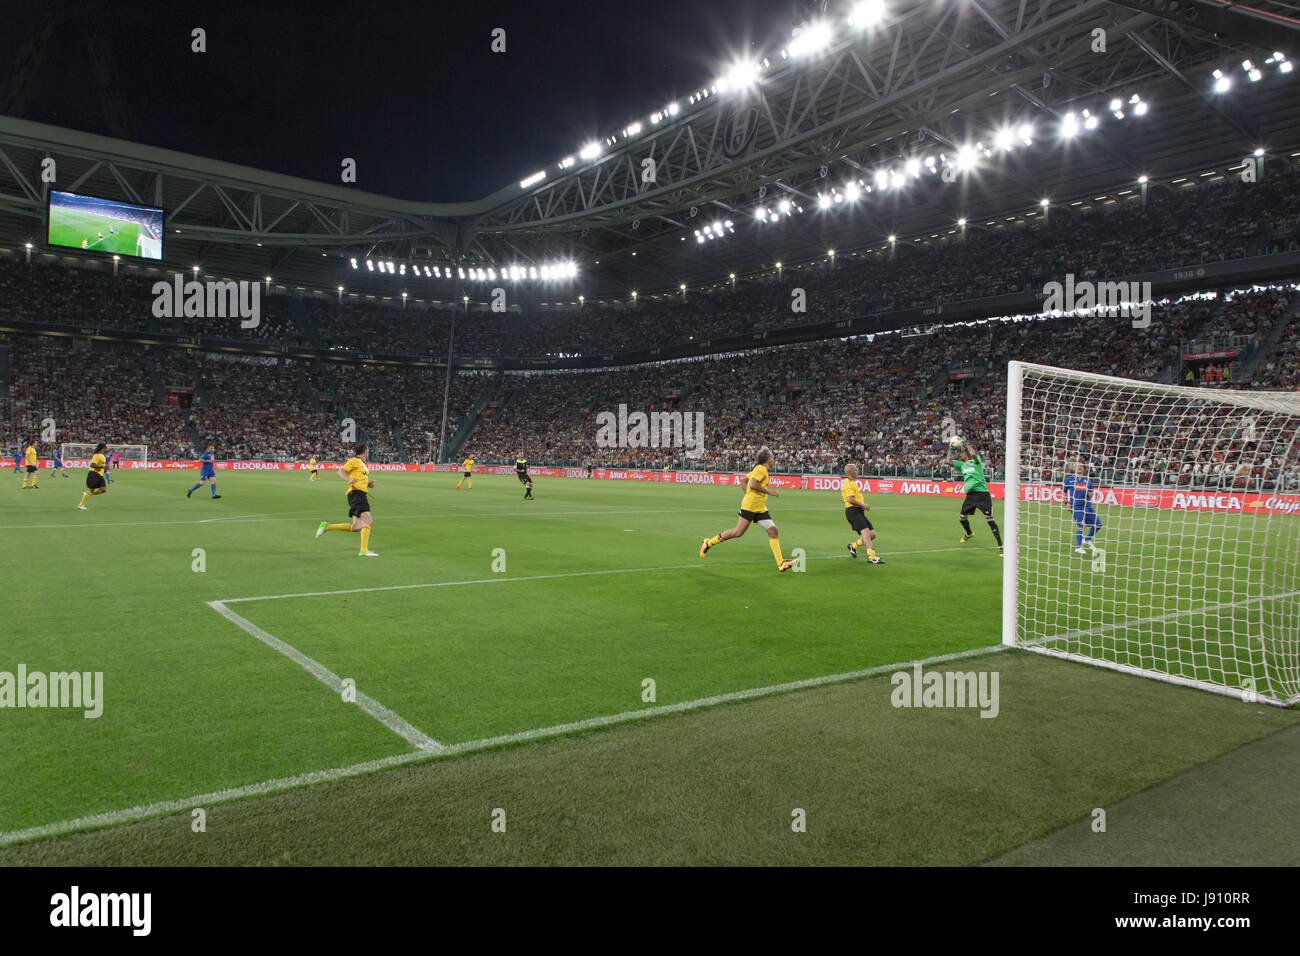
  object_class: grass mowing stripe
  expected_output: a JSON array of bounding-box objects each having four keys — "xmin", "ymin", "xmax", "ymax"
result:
[
  {"xmin": 207, "ymin": 601, "xmax": 444, "ymax": 752},
  {"xmin": 0, "ymin": 644, "xmax": 1004, "ymax": 849}
]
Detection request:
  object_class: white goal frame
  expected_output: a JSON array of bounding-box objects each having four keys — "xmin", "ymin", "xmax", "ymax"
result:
[{"xmin": 1002, "ymin": 360, "xmax": 1300, "ymax": 708}]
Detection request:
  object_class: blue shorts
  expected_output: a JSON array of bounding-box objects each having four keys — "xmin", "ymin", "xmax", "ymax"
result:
[
  {"xmin": 200, "ymin": 468, "xmax": 215, "ymax": 480},
  {"xmin": 1072, "ymin": 508, "xmax": 1101, "ymax": 527}
]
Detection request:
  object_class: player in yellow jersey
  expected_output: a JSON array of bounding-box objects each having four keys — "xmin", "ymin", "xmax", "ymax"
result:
[
  {"xmin": 314, "ymin": 443, "xmax": 378, "ymax": 556},
  {"xmin": 76, "ymin": 443, "xmax": 109, "ymax": 510},
  {"xmin": 457, "ymin": 454, "xmax": 474, "ymax": 489},
  {"xmin": 308, "ymin": 456, "xmax": 319, "ymax": 481},
  {"xmin": 842, "ymin": 464, "xmax": 883, "ymax": 564},
  {"xmin": 21, "ymin": 439, "xmax": 38, "ymax": 489},
  {"xmin": 699, "ymin": 446, "xmax": 795, "ymax": 572}
]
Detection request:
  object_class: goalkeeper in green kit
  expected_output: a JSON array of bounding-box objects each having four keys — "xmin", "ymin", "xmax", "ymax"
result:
[{"xmin": 946, "ymin": 436, "xmax": 1003, "ymax": 555}]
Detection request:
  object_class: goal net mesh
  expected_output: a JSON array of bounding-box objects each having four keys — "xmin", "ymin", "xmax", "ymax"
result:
[
  {"xmin": 60, "ymin": 444, "xmax": 148, "ymax": 464},
  {"xmin": 1004, "ymin": 361, "xmax": 1300, "ymax": 707}
]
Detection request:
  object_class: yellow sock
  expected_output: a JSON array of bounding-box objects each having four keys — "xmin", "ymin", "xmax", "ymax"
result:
[
  {"xmin": 768, "ymin": 537, "xmax": 784, "ymax": 565},
  {"xmin": 867, "ymin": 548, "xmax": 877, "ymax": 559},
  {"xmin": 78, "ymin": 492, "xmax": 90, "ymax": 507},
  {"xmin": 360, "ymin": 526, "xmax": 371, "ymax": 551},
  {"xmin": 326, "ymin": 522, "xmax": 351, "ymax": 532},
  {"xmin": 468, "ymin": 481, "xmax": 472, "ymax": 488},
  {"xmin": 707, "ymin": 534, "xmax": 722, "ymax": 547},
  {"xmin": 456, "ymin": 481, "xmax": 462, "ymax": 488},
  {"xmin": 21, "ymin": 476, "xmax": 28, "ymax": 488},
  {"xmin": 850, "ymin": 541, "xmax": 859, "ymax": 550}
]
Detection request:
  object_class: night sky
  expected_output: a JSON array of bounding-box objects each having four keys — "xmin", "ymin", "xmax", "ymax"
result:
[{"xmin": 3, "ymin": 0, "xmax": 801, "ymax": 202}]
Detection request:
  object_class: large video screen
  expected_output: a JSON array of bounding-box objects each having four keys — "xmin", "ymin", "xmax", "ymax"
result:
[{"xmin": 47, "ymin": 190, "xmax": 165, "ymax": 260}]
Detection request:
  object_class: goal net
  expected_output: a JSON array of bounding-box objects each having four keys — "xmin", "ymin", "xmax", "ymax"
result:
[
  {"xmin": 60, "ymin": 444, "xmax": 149, "ymax": 465},
  {"xmin": 1003, "ymin": 361, "xmax": 1300, "ymax": 707}
]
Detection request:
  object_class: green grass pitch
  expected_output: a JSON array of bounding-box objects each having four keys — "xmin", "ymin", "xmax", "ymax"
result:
[
  {"xmin": 2, "ymin": 468, "xmax": 1295, "ymax": 864},
  {"xmin": 48, "ymin": 208, "xmax": 142, "ymax": 256}
]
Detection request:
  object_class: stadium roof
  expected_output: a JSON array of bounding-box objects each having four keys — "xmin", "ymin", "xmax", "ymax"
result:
[{"xmin": 0, "ymin": 0, "xmax": 1297, "ymax": 305}]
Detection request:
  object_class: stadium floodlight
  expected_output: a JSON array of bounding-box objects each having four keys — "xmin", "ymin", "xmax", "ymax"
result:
[
  {"xmin": 1214, "ymin": 72, "xmax": 1232, "ymax": 93},
  {"xmin": 1039, "ymin": 197, "xmax": 1050, "ymax": 208},
  {"xmin": 817, "ymin": 193, "xmax": 831, "ymax": 209},
  {"xmin": 905, "ymin": 158, "xmax": 920, "ymax": 177},
  {"xmin": 365, "ymin": 260, "xmax": 374, "ymax": 271},
  {"xmin": 719, "ymin": 60, "xmax": 760, "ymax": 93},
  {"xmin": 1134, "ymin": 100, "xmax": 1148, "ymax": 116},
  {"xmin": 845, "ymin": 182, "xmax": 861, "ymax": 201},
  {"xmin": 520, "ymin": 170, "xmax": 546, "ymax": 188},
  {"xmin": 1083, "ymin": 112, "xmax": 1099, "ymax": 130},
  {"xmin": 1060, "ymin": 112, "xmax": 1079, "ymax": 138},
  {"xmin": 954, "ymin": 145, "xmax": 978, "ymax": 172},
  {"xmin": 559, "ymin": 156, "xmax": 575, "ymax": 169},
  {"xmin": 957, "ymin": 217, "xmax": 966, "ymax": 226},
  {"xmin": 874, "ymin": 168, "xmax": 889, "ymax": 189},
  {"xmin": 579, "ymin": 141, "xmax": 603, "ymax": 160},
  {"xmin": 1019, "ymin": 123, "xmax": 1033, "ymax": 144},
  {"xmin": 1254, "ymin": 147, "xmax": 1265, "ymax": 157},
  {"xmin": 1003, "ymin": 361, "xmax": 1300, "ymax": 707},
  {"xmin": 994, "ymin": 127, "xmax": 1015, "ymax": 151},
  {"xmin": 1281, "ymin": 60, "xmax": 1294, "ymax": 74},
  {"xmin": 788, "ymin": 21, "xmax": 833, "ymax": 57},
  {"xmin": 623, "ymin": 122, "xmax": 642, "ymax": 137},
  {"xmin": 399, "ymin": 263, "xmax": 406, "ymax": 275},
  {"xmin": 1138, "ymin": 174, "xmax": 1148, "ymax": 184},
  {"xmin": 1248, "ymin": 68, "xmax": 1263, "ymax": 82},
  {"xmin": 1109, "ymin": 98, "xmax": 1122, "ymax": 112},
  {"xmin": 848, "ymin": 0, "xmax": 886, "ymax": 27},
  {"xmin": 778, "ymin": 198, "xmax": 791, "ymax": 213},
  {"xmin": 349, "ymin": 257, "xmax": 357, "ymax": 269},
  {"xmin": 667, "ymin": 101, "xmax": 680, "ymax": 116},
  {"xmin": 887, "ymin": 234, "xmax": 896, "ymax": 243}
]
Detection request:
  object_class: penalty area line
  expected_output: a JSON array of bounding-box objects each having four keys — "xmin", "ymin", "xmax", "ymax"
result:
[
  {"xmin": 206, "ymin": 600, "xmax": 443, "ymax": 753},
  {"xmin": 216, "ymin": 546, "xmax": 977, "ymax": 604},
  {"xmin": 0, "ymin": 643, "xmax": 1004, "ymax": 849}
]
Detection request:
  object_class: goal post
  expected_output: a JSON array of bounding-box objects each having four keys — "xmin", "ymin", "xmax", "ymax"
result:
[
  {"xmin": 60, "ymin": 443, "xmax": 148, "ymax": 465},
  {"xmin": 1003, "ymin": 360, "xmax": 1300, "ymax": 707}
]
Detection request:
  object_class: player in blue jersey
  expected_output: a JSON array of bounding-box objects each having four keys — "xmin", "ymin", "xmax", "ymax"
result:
[
  {"xmin": 186, "ymin": 443, "xmax": 222, "ymax": 499},
  {"xmin": 11, "ymin": 447, "xmax": 21, "ymax": 475},
  {"xmin": 1062, "ymin": 462, "xmax": 1102, "ymax": 553},
  {"xmin": 49, "ymin": 450, "xmax": 69, "ymax": 478}
]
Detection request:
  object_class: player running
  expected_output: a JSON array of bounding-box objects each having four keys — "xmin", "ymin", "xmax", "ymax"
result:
[
  {"xmin": 21, "ymin": 440, "xmax": 38, "ymax": 489},
  {"xmin": 49, "ymin": 449, "xmax": 69, "ymax": 478},
  {"xmin": 315, "ymin": 442, "xmax": 378, "ymax": 557},
  {"xmin": 1063, "ymin": 462, "xmax": 1103, "ymax": 554},
  {"xmin": 76, "ymin": 443, "xmax": 109, "ymax": 511},
  {"xmin": 516, "ymin": 456, "xmax": 534, "ymax": 499},
  {"xmin": 699, "ymin": 446, "xmax": 795, "ymax": 572},
  {"xmin": 308, "ymin": 455, "xmax": 319, "ymax": 481},
  {"xmin": 457, "ymin": 454, "xmax": 475, "ymax": 489},
  {"xmin": 947, "ymin": 437, "xmax": 1004, "ymax": 555},
  {"xmin": 11, "ymin": 446, "xmax": 21, "ymax": 475},
  {"xmin": 842, "ymin": 464, "xmax": 883, "ymax": 563},
  {"xmin": 186, "ymin": 443, "xmax": 221, "ymax": 499}
]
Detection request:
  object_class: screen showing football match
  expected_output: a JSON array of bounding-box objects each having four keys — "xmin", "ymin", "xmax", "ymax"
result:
[{"xmin": 46, "ymin": 190, "xmax": 164, "ymax": 260}]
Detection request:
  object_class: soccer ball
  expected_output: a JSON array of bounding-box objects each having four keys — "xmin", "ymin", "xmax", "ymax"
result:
[{"xmin": 948, "ymin": 434, "xmax": 964, "ymax": 447}]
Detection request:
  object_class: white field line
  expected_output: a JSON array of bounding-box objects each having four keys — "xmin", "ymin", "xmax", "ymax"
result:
[
  {"xmin": 207, "ymin": 601, "xmax": 443, "ymax": 753},
  {"xmin": 216, "ymin": 546, "xmax": 978, "ymax": 604},
  {"xmin": 0, "ymin": 643, "xmax": 1005, "ymax": 849},
  {"xmin": 1022, "ymin": 589, "xmax": 1300, "ymax": 646}
]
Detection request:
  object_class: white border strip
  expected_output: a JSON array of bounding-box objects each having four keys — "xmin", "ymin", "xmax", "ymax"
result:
[{"xmin": 0, "ymin": 644, "xmax": 1005, "ymax": 848}]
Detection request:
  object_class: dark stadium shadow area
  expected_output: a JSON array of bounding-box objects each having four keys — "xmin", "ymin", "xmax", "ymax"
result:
[{"xmin": 985, "ymin": 721, "xmax": 1300, "ymax": 867}]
